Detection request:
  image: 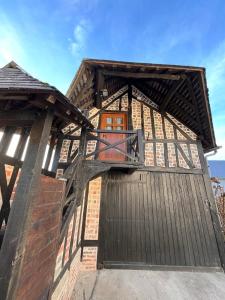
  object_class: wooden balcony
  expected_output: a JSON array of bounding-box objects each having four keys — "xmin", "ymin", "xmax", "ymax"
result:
[{"xmin": 84, "ymin": 128, "xmax": 145, "ymax": 170}]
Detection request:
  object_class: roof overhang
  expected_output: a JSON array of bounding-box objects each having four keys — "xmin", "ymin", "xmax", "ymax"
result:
[
  {"xmin": 67, "ymin": 58, "xmax": 216, "ymax": 151},
  {"xmin": 0, "ymin": 61, "xmax": 93, "ymax": 130}
]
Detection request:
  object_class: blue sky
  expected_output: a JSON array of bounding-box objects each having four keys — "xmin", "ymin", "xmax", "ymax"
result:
[{"xmin": 0, "ymin": 0, "xmax": 224, "ymax": 159}]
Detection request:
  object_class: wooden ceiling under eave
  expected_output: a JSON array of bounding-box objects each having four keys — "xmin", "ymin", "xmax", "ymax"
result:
[{"xmin": 67, "ymin": 58, "xmax": 217, "ymax": 152}]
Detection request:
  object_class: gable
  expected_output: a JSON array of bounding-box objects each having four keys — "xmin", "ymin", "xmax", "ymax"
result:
[{"xmin": 67, "ymin": 59, "xmax": 216, "ymax": 151}]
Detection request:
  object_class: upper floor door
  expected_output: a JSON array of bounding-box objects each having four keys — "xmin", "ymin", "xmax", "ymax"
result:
[{"xmin": 98, "ymin": 112, "xmax": 127, "ymax": 161}]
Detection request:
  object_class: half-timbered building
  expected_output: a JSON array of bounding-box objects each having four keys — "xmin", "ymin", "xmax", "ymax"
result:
[{"xmin": 0, "ymin": 59, "xmax": 224, "ymax": 300}]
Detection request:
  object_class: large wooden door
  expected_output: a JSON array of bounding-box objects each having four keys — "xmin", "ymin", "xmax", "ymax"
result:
[
  {"xmin": 98, "ymin": 112, "xmax": 127, "ymax": 161},
  {"xmin": 98, "ymin": 171, "xmax": 222, "ymax": 270}
]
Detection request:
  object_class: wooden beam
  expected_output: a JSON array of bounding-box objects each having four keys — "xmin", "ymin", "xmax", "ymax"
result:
[
  {"xmin": 0, "ymin": 109, "xmax": 53, "ymax": 300},
  {"xmin": 159, "ymin": 76, "xmax": 186, "ymax": 112},
  {"xmin": 102, "ymin": 70, "xmax": 181, "ymax": 80},
  {"xmin": 51, "ymin": 134, "xmax": 63, "ymax": 174},
  {"xmin": 0, "ymin": 111, "xmax": 36, "ymax": 126},
  {"xmin": 95, "ymin": 69, "xmax": 105, "ymax": 108}
]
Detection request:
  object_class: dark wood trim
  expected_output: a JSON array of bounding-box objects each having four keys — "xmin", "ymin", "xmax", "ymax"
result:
[
  {"xmin": 144, "ymin": 139, "xmax": 197, "ymax": 144},
  {"xmin": 92, "ymin": 128, "xmax": 135, "ymax": 134},
  {"xmin": 102, "ymin": 70, "xmax": 181, "ymax": 80},
  {"xmin": 82, "ymin": 240, "xmax": 99, "ymax": 247},
  {"xmin": 139, "ymin": 166, "xmax": 203, "ymax": 174},
  {"xmin": 128, "ymin": 84, "xmax": 133, "ymax": 130},
  {"xmin": 95, "ymin": 69, "xmax": 105, "ymax": 108},
  {"xmin": 0, "ymin": 109, "xmax": 54, "ymax": 300},
  {"xmin": 0, "ymin": 111, "xmax": 37, "ymax": 126}
]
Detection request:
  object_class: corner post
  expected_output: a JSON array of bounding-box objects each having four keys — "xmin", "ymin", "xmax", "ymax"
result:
[{"xmin": 0, "ymin": 109, "xmax": 54, "ymax": 300}]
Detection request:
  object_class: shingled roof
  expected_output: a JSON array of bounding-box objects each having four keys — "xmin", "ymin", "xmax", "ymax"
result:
[
  {"xmin": 67, "ymin": 58, "xmax": 216, "ymax": 152},
  {"xmin": 0, "ymin": 61, "xmax": 92, "ymax": 129}
]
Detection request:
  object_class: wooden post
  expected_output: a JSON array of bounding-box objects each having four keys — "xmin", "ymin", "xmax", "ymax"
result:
[
  {"xmin": 137, "ymin": 129, "xmax": 144, "ymax": 164},
  {"xmin": 79, "ymin": 127, "xmax": 87, "ymax": 157},
  {"xmin": 0, "ymin": 109, "xmax": 53, "ymax": 300},
  {"xmin": 51, "ymin": 133, "xmax": 63, "ymax": 174}
]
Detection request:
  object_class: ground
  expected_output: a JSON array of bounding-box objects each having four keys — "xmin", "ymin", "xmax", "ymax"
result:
[{"xmin": 72, "ymin": 269, "xmax": 225, "ymax": 300}]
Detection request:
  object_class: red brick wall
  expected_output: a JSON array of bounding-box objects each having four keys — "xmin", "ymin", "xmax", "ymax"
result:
[{"xmin": 14, "ymin": 176, "xmax": 65, "ymax": 300}]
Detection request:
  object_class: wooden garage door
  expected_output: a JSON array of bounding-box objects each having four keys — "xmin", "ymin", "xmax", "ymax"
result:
[{"xmin": 99, "ymin": 171, "xmax": 221, "ymax": 269}]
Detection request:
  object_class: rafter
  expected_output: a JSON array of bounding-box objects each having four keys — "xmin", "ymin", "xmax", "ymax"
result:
[{"xmin": 159, "ymin": 75, "xmax": 186, "ymax": 112}]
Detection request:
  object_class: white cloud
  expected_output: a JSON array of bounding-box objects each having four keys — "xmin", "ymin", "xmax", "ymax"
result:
[{"xmin": 69, "ymin": 19, "xmax": 91, "ymax": 57}]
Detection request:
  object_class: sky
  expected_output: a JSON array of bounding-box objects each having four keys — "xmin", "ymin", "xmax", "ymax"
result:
[{"xmin": 0, "ymin": 0, "xmax": 224, "ymax": 159}]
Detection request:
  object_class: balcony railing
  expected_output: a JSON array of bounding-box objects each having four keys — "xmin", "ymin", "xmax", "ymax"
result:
[{"xmin": 84, "ymin": 129, "xmax": 144, "ymax": 166}]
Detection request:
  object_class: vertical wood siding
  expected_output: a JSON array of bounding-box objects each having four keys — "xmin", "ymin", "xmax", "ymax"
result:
[{"xmin": 99, "ymin": 171, "xmax": 221, "ymax": 268}]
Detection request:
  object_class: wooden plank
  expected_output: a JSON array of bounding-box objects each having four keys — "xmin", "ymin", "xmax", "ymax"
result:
[
  {"xmin": 0, "ymin": 109, "xmax": 53, "ymax": 300},
  {"xmin": 0, "ymin": 111, "xmax": 36, "ymax": 126},
  {"xmin": 102, "ymin": 70, "xmax": 181, "ymax": 80}
]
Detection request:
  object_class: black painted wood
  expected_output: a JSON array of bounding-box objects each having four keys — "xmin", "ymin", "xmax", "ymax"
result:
[
  {"xmin": 99, "ymin": 171, "xmax": 222, "ymax": 269},
  {"xmin": 0, "ymin": 110, "xmax": 54, "ymax": 300}
]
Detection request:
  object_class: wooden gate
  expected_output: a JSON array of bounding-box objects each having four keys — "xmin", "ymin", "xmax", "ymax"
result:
[{"xmin": 98, "ymin": 171, "xmax": 222, "ymax": 270}]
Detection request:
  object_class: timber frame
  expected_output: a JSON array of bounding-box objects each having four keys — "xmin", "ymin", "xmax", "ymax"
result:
[
  {"xmin": 67, "ymin": 58, "xmax": 216, "ymax": 152},
  {"xmin": 0, "ymin": 58, "xmax": 224, "ymax": 299}
]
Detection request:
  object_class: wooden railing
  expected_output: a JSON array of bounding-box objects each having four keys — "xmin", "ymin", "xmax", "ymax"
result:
[{"xmin": 85, "ymin": 128, "xmax": 144, "ymax": 165}]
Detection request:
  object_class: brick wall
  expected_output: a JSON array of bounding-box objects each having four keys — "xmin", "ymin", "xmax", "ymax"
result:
[{"xmin": 15, "ymin": 176, "xmax": 65, "ymax": 300}]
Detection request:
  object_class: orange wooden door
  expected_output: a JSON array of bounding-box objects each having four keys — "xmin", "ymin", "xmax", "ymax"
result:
[{"xmin": 98, "ymin": 112, "xmax": 127, "ymax": 161}]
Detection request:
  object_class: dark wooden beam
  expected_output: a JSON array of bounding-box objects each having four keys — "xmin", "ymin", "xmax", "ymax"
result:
[
  {"xmin": 128, "ymin": 84, "xmax": 133, "ymax": 130},
  {"xmin": 0, "ymin": 109, "xmax": 53, "ymax": 300},
  {"xmin": 0, "ymin": 110, "xmax": 37, "ymax": 126},
  {"xmin": 159, "ymin": 76, "xmax": 186, "ymax": 112},
  {"xmin": 102, "ymin": 70, "xmax": 181, "ymax": 80},
  {"xmin": 95, "ymin": 69, "xmax": 105, "ymax": 109}
]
